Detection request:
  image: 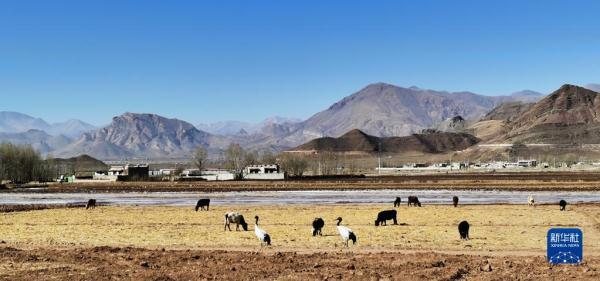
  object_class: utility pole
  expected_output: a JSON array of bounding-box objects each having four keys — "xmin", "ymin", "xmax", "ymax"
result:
[{"xmin": 378, "ymin": 142, "xmax": 382, "ymax": 174}]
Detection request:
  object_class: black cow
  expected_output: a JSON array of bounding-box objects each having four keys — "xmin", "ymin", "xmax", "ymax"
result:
[
  {"xmin": 453, "ymin": 196, "xmax": 459, "ymax": 207},
  {"xmin": 375, "ymin": 210, "xmax": 398, "ymax": 226},
  {"xmin": 195, "ymin": 199, "xmax": 210, "ymax": 211},
  {"xmin": 86, "ymin": 199, "xmax": 96, "ymax": 210},
  {"xmin": 559, "ymin": 200, "xmax": 567, "ymax": 211},
  {"xmin": 312, "ymin": 218, "xmax": 325, "ymax": 236},
  {"xmin": 394, "ymin": 197, "xmax": 401, "ymax": 207},
  {"xmin": 407, "ymin": 196, "xmax": 421, "ymax": 207},
  {"xmin": 458, "ymin": 221, "xmax": 470, "ymax": 240}
]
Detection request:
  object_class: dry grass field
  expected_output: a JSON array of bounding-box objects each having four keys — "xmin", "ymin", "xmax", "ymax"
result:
[
  {"xmin": 1, "ymin": 204, "xmax": 599, "ymax": 254},
  {"xmin": 2, "ymin": 204, "xmax": 600, "ymax": 280}
]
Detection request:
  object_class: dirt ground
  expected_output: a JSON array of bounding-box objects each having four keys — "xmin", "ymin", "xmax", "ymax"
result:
[
  {"xmin": 1, "ymin": 246, "xmax": 599, "ymax": 280},
  {"xmin": 1, "ymin": 204, "xmax": 599, "ymax": 280}
]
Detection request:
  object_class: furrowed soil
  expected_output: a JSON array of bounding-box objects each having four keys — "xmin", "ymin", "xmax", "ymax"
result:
[
  {"xmin": 1, "ymin": 204, "xmax": 599, "ymax": 280},
  {"xmin": 1, "ymin": 246, "xmax": 599, "ymax": 281}
]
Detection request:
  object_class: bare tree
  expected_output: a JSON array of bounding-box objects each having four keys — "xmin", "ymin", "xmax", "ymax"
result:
[
  {"xmin": 259, "ymin": 150, "xmax": 277, "ymax": 165},
  {"xmin": 244, "ymin": 150, "xmax": 259, "ymax": 167},
  {"xmin": 279, "ymin": 153, "xmax": 308, "ymax": 177},
  {"xmin": 225, "ymin": 143, "xmax": 245, "ymax": 178},
  {"xmin": 192, "ymin": 146, "xmax": 208, "ymax": 172},
  {"xmin": 0, "ymin": 142, "xmax": 55, "ymax": 183}
]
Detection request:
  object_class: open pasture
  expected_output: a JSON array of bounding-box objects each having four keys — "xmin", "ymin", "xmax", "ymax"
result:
[{"xmin": 1, "ymin": 204, "xmax": 599, "ymax": 254}]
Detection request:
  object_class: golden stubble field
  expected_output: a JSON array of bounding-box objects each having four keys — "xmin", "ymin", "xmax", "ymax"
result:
[{"xmin": 1, "ymin": 204, "xmax": 599, "ymax": 255}]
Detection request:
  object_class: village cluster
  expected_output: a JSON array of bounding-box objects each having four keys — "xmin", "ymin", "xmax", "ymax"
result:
[{"xmin": 58, "ymin": 164, "xmax": 285, "ymax": 183}]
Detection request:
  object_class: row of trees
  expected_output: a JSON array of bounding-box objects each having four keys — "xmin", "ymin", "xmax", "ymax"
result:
[
  {"xmin": 0, "ymin": 143, "xmax": 56, "ymax": 184},
  {"xmin": 192, "ymin": 144, "xmax": 358, "ymax": 177},
  {"xmin": 172, "ymin": 144, "xmax": 352, "ymax": 179}
]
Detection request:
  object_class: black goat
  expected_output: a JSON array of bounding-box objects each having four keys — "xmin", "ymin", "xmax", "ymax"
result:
[
  {"xmin": 453, "ymin": 196, "xmax": 459, "ymax": 207},
  {"xmin": 559, "ymin": 200, "xmax": 567, "ymax": 211},
  {"xmin": 312, "ymin": 218, "xmax": 325, "ymax": 236},
  {"xmin": 407, "ymin": 196, "xmax": 421, "ymax": 207},
  {"xmin": 375, "ymin": 210, "xmax": 398, "ymax": 226},
  {"xmin": 458, "ymin": 221, "xmax": 470, "ymax": 240},
  {"xmin": 394, "ymin": 197, "xmax": 401, "ymax": 207},
  {"xmin": 86, "ymin": 199, "xmax": 96, "ymax": 210},
  {"xmin": 195, "ymin": 199, "xmax": 210, "ymax": 211}
]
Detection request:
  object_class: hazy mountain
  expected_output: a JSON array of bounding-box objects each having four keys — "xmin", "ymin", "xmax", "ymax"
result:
[
  {"xmin": 197, "ymin": 116, "xmax": 301, "ymax": 136},
  {"xmin": 0, "ymin": 111, "xmax": 51, "ymax": 133},
  {"xmin": 585, "ymin": 84, "xmax": 600, "ymax": 92},
  {"xmin": 197, "ymin": 120, "xmax": 253, "ymax": 136},
  {"xmin": 291, "ymin": 129, "xmax": 479, "ymax": 154},
  {"xmin": 0, "ymin": 129, "xmax": 72, "ymax": 154},
  {"xmin": 509, "ymin": 90, "xmax": 545, "ymax": 102},
  {"xmin": 48, "ymin": 119, "xmax": 97, "ymax": 138},
  {"xmin": 272, "ymin": 83, "xmax": 543, "ymax": 147},
  {"xmin": 0, "ymin": 111, "xmax": 96, "ymax": 137},
  {"xmin": 55, "ymin": 113, "xmax": 225, "ymax": 159}
]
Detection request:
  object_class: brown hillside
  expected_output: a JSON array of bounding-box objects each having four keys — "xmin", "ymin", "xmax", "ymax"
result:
[
  {"xmin": 511, "ymin": 84, "xmax": 600, "ymax": 128},
  {"xmin": 481, "ymin": 101, "xmax": 535, "ymax": 123},
  {"xmin": 51, "ymin": 154, "xmax": 108, "ymax": 174},
  {"xmin": 503, "ymin": 84, "xmax": 600, "ymax": 144},
  {"xmin": 292, "ymin": 129, "xmax": 479, "ymax": 153}
]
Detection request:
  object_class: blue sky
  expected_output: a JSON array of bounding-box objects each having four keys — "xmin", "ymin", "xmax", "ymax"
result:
[{"xmin": 1, "ymin": 0, "xmax": 599, "ymax": 126}]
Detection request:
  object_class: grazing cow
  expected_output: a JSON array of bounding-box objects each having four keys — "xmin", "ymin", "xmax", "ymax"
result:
[
  {"xmin": 394, "ymin": 197, "xmax": 401, "ymax": 207},
  {"xmin": 528, "ymin": 195, "xmax": 535, "ymax": 207},
  {"xmin": 458, "ymin": 221, "xmax": 470, "ymax": 240},
  {"xmin": 312, "ymin": 218, "xmax": 325, "ymax": 236},
  {"xmin": 224, "ymin": 212, "xmax": 249, "ymax": 231},
  {"xmin": 195, "ymin": 199, "xmax": 210, "ymax": 211},
  {"xmin": 375, "ymin": 210, "xmax": 398, "ymax": 226},
  {"xmin": 85, "ymin": 199, "xmax": 96, "ymax": 210},
  {"xmin": 559, "ymin": 200, "xmax": 567, "ymax": 211},
  {"xmin": 407, "ymin": 196, "xmax": 422, "ymax": 207},
  {"xmin": 453, "ymin": 196, "xmax": 459, "ymax": 207}
]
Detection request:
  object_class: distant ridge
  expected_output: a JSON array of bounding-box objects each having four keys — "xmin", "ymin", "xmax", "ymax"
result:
[
  {"xmin": 291, "ymin": 129, "xmax": 479, "ymax": 154},
  {"xmin": 0, "ymin": 111, "xmax": 95, "ymax": 137}
]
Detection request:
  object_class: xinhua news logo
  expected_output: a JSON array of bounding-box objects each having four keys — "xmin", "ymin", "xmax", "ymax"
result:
[{"xmin": 547, "ymin": 228, "xmax": 583, "ymax": 265}]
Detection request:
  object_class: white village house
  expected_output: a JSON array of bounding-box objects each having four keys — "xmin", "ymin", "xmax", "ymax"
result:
[{"xmin": 242, "ymin": 164, "xmax": 285, "ymax": 180}]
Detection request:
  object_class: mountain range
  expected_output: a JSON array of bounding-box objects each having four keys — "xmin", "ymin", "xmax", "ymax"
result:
[
  {"xmin": 290, "ymin": 84, "xmax": 600, "ymax": 158},
  {"xmin": 197, "ymin": 116, "xmax": 301, "ymax": 136},
  {"xmin": 277, "ymin": 83, "xmax": 542, "ymax": 143},
  {"xmin": 0, "ymin": 112, "xmax": 96, "ymax": 138},
  {"xmin": 16, "ymin": 81, "xmax": 600, "ymax": 161}
]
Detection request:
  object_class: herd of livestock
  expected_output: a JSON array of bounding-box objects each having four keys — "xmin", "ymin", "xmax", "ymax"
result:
[{"xmin": 81, "ymin": 194, "xmax": 571, "ymax": 247}]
